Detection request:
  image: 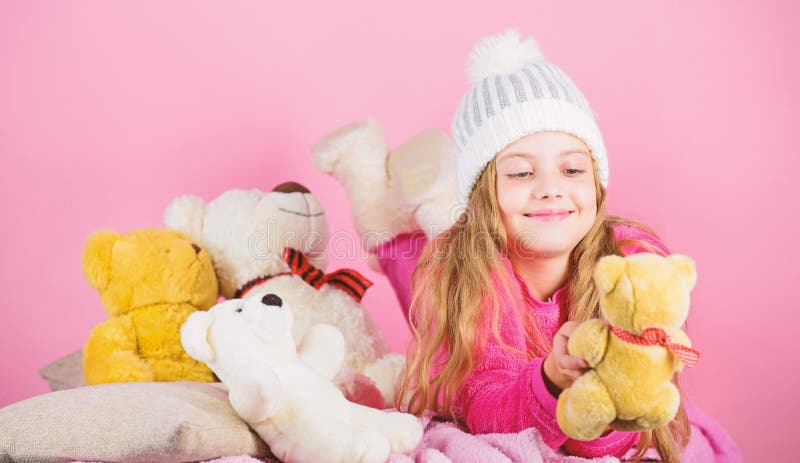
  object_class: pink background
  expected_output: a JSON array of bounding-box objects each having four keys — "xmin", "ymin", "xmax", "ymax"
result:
[{"xmin": 1, "ymin": 1, "xmax": 797, "ymax": 460}]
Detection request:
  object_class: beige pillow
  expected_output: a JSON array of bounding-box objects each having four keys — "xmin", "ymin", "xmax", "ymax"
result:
[
  {"xmin": 38, "ymin": 349, "xmax": 85, "ymax": 391},
  {"xmin": 0, "ymin": 381, "xmax": 272, "ymax": 463}
]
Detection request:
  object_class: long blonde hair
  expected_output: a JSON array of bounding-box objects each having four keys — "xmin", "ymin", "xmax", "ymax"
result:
[{"xmin": 399, "ymin": 157, "xmax": 690, "ymax": 463}]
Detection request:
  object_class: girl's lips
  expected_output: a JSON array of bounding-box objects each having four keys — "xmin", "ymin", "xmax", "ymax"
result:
[{"xmin": 524, "ymin": 211, "xmax": 574, "ymax": 222}]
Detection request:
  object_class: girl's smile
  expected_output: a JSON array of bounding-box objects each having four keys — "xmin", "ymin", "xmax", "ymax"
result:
[{"xmin": 525, "ymin": 209, "xmax": 575, "ymax": 221}]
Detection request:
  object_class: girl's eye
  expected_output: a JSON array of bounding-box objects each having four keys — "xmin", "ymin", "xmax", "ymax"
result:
[
  {"xmin": 506, "ymin": 169, "xmax": 584, "ymax": 178},
  {"xmin": 507, "ymin": 171, "xmax": 533, "ymax": 179}
]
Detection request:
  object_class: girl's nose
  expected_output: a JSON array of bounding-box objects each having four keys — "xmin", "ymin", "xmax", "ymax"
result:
[{"xmin": 533, "ymin": 176, "xmax": 563, "ymax": 199}]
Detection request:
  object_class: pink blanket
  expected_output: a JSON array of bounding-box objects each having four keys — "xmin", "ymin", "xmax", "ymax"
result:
[
  {"xmin": 72, "ymin": 458, "xmax": 275, "ymax": 463},
  {"xmin": 386, "ymin": 413, "xmax": 619, "ymax": 463},
  {"xmin": 73, "ymin": 403, "xmax": 740, "ymax": 463},
  {"xmin": 387, "ymin": 406, "xmax": 739, "ymax": 463}
]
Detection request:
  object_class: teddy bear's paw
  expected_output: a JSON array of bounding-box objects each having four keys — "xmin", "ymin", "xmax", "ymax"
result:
[
  {"xmin": 362, "ymin": 353, "xmax": 406, "ymax": 407},
  {"xmin": 313, "ymin": 119, "xmax": 418, "ymax": 247},
  {"xmin": 228, "ymin": 387, "xmax": 278, "ymax": 424},
  {"xmin": 383, "ymin": 412, "xmax": 424, "ymax": 454},
  {"xmin": 556, "ymin": 371, "xmax": 616, "ymax": 441},
  {"xmin": 346, "ymin": 428, "xmax": 391, "ymax": 463},
  {"xmin": 345, "ymin": 405, "xmax": 422, "ymax": 454},
  {"xmin": 150, "ymin": 357, "xmax": 215, "ymax": 383},
  {"xmin": 388, "ymin": 130, "xmax": 459, "ymax": 238},
  {"xmin": 179, "ymin": 360, "xmax": 217, "ymax": 382},
  {"xmin": 413, "ymin": 180, "xmax": 459, "ymax": 240},
  {"xmin": 387, "ymin": 130, "xmax": 453, "ymax": 209},
  {"xmin": 312, "ymin": 119, "xmax": 387, "ymax": 176},
  {"xmin": 251, "ymin": 368, "xmax": 282, "ymax": 401},
  {"xmin": 228, "ymin": 368, "xmax": 282, "ymax": 423},
  {"xmin": 84, "ymin": 350, "xmax": 155, "ymax": 385},
  {"xmin": 636, "ymin": 386, "xmax": 681, "ymax": 429}
]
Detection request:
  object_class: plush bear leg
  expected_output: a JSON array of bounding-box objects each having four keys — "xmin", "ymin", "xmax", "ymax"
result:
[
  {"xmin": 387, "ymin": 130, "xmax": 459, "ymax": 239},
  {"xmin": 361, "ymin": 353, "xmax": 405, "ymax": 407},
  {"xmin": 346, "ymin": 404, "xmax": 423, "ymax": 454},
  {"xmin": 83, "ymin": 349, "xmax": 155, "ymax": 384},
  {"xmin": 636, "ymin": 382, "xmax": 681, "ymax": 429},
  {"xmin": 556, "ymin": 370, "xmax": 617, "ymax": 440},
  {"xmin": 313, "ymin": 120, "xmax": 417, "ymax": 254},
  {"xmin": 271, "ymin": 411, "xmax": 391, "ymax": 463},
  {"xmin": 344, "ymin": 423, "xmax": 393, "ymax": 463},
  {"xmin": 228, "ymin": 367, "xmax": 283, "ymax": 424},
  {"xmin": 150, "ymin": 356, "xmax": 215, "ymax": 383},
  {"xmin": 83, "ymin": 318, "xmax": 154, "ymax": 385}
]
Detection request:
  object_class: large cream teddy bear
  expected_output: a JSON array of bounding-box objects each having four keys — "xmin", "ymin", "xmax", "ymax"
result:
[
  {"xmin": 556, "ymin": 253, "xmax": 701, "ymax": 440},
  {"xmin": 312, "ymin": 119, "xmax": 459, "ymax": 269},
  {"xmin": 180, "ymin": 292, "xmax": 423, "ymax": 463},
  {"xmin": 165, "ymin": 181, "xmax": 402, "ymax": 406}
]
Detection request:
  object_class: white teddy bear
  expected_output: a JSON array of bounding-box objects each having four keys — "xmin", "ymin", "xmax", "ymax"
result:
[
  {"xmin": 165, "ymin": 182, "xmax": 403, "ymax": 407},
  {"xmin": 181, "ymin": 293, "xmax": 423, "ymax": 463}
]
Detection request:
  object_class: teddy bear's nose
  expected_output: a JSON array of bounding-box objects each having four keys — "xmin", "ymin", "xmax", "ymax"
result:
[
  {"xmin": 191, "ymin": 243, "xmax": 201, "ymax": 254},
  {"xmin": 261, "ymin": 294, "xmax": 283, "ymax": 307},
  {"xmin": 272, "ymin": 181, "xmax": 310, "ymax": 194}
]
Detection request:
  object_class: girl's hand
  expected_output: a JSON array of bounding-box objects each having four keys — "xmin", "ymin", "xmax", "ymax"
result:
[{"xmin": 543, "ymin": 321, "xmax": 589, "ymax": 394}]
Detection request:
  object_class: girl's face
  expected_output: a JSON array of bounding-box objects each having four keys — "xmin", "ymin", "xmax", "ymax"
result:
[{"xmin": 495, "ymin": 131, "xmax": 597, "ymax": 259}]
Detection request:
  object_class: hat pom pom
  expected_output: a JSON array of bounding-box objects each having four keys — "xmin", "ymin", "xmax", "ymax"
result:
[{"xmin": 466, "ymin": 29, "xmax": 545, "ymax": 85}]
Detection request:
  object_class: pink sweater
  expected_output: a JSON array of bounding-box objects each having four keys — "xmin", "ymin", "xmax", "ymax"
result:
[{"xmin": 375, "ymin": 223, "xmax": 741, "ymax": 461}]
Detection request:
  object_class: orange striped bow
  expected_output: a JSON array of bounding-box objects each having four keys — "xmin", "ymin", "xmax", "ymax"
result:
[
  {"xmin": 609, "ymin": 325, "xmax": 700, "ymax": 368},
  {"xmin": 282, "ymin": 248, "xmax": 373, "ymax": 303}
]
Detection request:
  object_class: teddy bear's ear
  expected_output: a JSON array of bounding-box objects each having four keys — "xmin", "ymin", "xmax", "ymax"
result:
[
  {"xmin": 180, "ymin": 311, "xmax": 216, "ymax": 364},
  {"xmin": 667, "ymin": 254, "xmax": 697, "ymax": 290},
  {"xmin": 593, "ymin": 255, "xmax": 628, "ymax": 295},
  {"xmin": 82, "ymin": 230, "xmax": 121, "ymax": 291},
  {"xmin": 164, "ymin": 195, "xmax": 206, "ymax": 242}
]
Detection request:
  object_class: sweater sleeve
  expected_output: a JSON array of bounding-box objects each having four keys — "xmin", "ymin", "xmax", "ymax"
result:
[
  {"xmin": 374, "ymin": 231, "xmax": 428, "ymax": 321},
  {"xmin": 456, "ymin": 338, "xmax": 640, "ymax": 456},
  {"xmin": 456, "ymin": 339, "xmax": 564, "ymax": 446}
]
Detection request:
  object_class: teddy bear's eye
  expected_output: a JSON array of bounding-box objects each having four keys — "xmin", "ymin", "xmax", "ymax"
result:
[{"xmin": 235, "ymin": 308, "xmax": 243, "ymax": 313}]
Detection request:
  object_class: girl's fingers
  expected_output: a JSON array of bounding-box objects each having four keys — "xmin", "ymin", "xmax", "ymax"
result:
[
  {"xmin": 558, "ymin": 355, "xmax": 589, "ymax": 372},
  {"xmin": 554, "ymin": 343, "xmax": 569, "ymax": 358},
  {"xmin": 559, "ymin": 321, "xmax": 581, "ymax": 336},
  {"xmin": 551, "ymin": 322, "xmax": 591, "ymax": 388}
]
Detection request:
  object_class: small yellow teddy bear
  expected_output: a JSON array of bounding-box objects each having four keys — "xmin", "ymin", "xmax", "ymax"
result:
[
  {"xmin": 81, "ymin": 228, "xmax": 219, "ymax": 385},
  {"xmin": 556, "ymin": 253, "xmax": 700, "ymax": 441}
]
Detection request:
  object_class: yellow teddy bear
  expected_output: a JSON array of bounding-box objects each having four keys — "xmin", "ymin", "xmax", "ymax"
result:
[
  {"xmin": 81, "ymin": 228, "xmax": 219, "ymax": 385},
  {"xmin": 556, "ymin": 253, "xmax": 701, "ymax": 441}
]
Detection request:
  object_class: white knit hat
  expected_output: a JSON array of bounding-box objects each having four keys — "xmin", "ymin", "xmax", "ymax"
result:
[{"xmin": 452, "ymin": 29, "xmax": 608, "ymax": 205}]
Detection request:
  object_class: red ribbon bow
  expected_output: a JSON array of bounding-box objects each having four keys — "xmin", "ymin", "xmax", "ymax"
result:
[
  {"xmin": 234, "ymin": 248, "xmax": 373, "ymax": 303},
  {"xmin": 282, "ymin": 248, "xmax": 373, "ymax": 302},
  {"xmin": 609, "ymin": 325, "xmax": 700, "ymax": 368}
]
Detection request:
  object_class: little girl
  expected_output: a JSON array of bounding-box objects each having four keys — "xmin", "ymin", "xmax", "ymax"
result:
[{"xmin": 314, "ymin": 29, "xmax": 740, "ymax": 462}]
